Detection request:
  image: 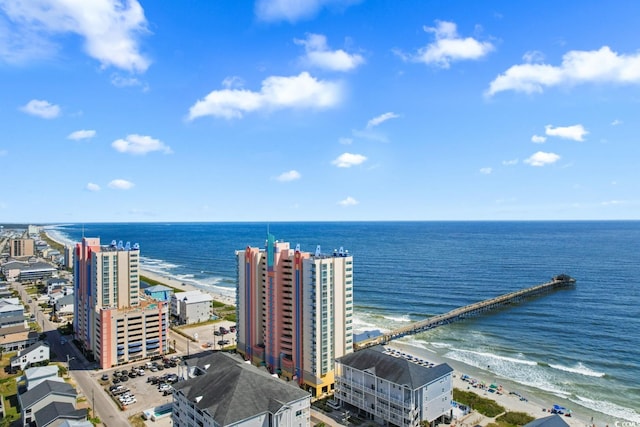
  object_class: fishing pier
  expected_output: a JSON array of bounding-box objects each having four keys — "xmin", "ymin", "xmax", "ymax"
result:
[{"xmin": 355, "ymin": 274, "xmax": 576, "ymax": 350}]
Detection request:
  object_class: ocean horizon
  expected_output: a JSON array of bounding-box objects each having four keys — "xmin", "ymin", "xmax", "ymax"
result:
[{"xmin": 47, "ymin": 220, "xmax": 640, "ymax": 424}]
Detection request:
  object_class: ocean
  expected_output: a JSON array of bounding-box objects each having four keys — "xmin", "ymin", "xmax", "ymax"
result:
[{"xmin": 47, "ymin": 221, "xmax": 640, "ymax": 424}]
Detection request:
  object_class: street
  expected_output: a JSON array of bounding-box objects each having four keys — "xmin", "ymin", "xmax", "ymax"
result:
[{"xmin": 11, "ymin": 281, "xmax": 132, "ymax": 427}]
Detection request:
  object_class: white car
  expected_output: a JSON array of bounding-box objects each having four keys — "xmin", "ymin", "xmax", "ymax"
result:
[{"xmin": 121, "ymin": 397, "xmax": 137, "ymax": 405}]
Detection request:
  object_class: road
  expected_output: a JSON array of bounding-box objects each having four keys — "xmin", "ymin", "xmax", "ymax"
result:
[{"xmin": 11, "ymin": 281, "xmax": 132, "ymax": 427}]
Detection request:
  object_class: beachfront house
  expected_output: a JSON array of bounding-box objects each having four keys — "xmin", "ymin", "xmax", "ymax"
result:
[
  {"xmin": 172, "ymin": 352, "xmax": 311, "ymax": 427},
  {"xmin": 334, "ymin": 347, "xmax": 453, "ymax": 427},
  {"xmin": 170, "ymin": 290, "xmax": 213, "ymax": 324}
]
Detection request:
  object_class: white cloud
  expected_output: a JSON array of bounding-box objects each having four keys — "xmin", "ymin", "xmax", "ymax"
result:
[
  {"xmin": 545, "ymin": 124, "xmax": 588, "ymax": 141},
  {"xmin": 338, "ymin": 196, "xmax": 359, "ymax": 206},
  {"xmin": 110, "ymin": 73, "xmax": 148, "ymax": 90},
  {"xmin": 524, "ymin": 151, "xmax": 561, "ymax": 167},
  {"xmin": 611, "ymin": 119, "xmax": 622, "ymax": 126},
  {"xmin": 20, "ymin": 99, "xmax": 60, "ymax": 118},
  {"xmin": 401, "ymin": 20, "xmax": 494, "ymax": 68},
  {"xmin": 479, "ymin": 167, "xmax": 492, "ymax": 175},
  {"xmin": 222, "ymin": 76, "xmax": 244, "ymax": 89},
  {"xmin": 86, "ymin": 182, "xmax": 100, "ymax": 192},
  {"xmin": 112, "ymin": 134, "xmax": 172, "ymax": 155},
  {"xmin": 188, "ymin": 72, "xmax": 342, "ymax": 120},
  {"xmin": 295, "ymin": 33, "xmax": 364, "ymax": 71},
  {"xmin": 68, "ymin": 129, "xmax": 96, "ymax": 141},
  {"xmin": 502, "ymin": 159, "xmax": 518, "ymax": 166},
  {"xmin": 0, "ymin": 149, "xmax": 8, "ymax": 156},
  {"xmin": 338, "ymin": 137, "xmax": 353, "ymax": 145},
  {"xmin": 0, "ymin": 0, "xmax": 150, "ymax": 72},
  {"xmin": 531, "ymin": 135, "xmax": 547, "ymax": 144},
  {"xmin": 366, "ymin": 112, "xmax": 400, "ymax": 129},
  {"xmin": 275, "ymin": 170, "xmax": 301, "ymax": 182},
  {"xmin": 108, "ymin": 179, "xmax": 134, "ymax": 190},
  {"xmin": 487, "ymin": 46, "xmax": 640, "ymax": 96},
  {"xmin": 255, "ymin": 0, "xmax": 359, "ymax": 22},
  {"xmin": 332, "ymin": 152, "xmax": 367, "ymax": 168},
  {"xmin": 523, "ymin": 50, "xmax": 544, "ymax": 63}
]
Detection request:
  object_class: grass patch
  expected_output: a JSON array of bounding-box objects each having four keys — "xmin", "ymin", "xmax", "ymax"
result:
[
  {"xmin": 40, "ymin": 232, "xmax": 65, "ymax": 252},
  {"xmin": 0, "ymin": 354, "xmax": 20, "ymax": 426},
  {"xmin": 128, "ymin": 414, "xmax": 147, "ymax": 427},
  {"xmin": 140, "ymin": 275, "xmax": 185, "ymax": 293},
  {"xmin": 212, "ymin": 300, "xmax": 226, "ymax": 308},
  {"xmin": 494, "ymin": 412, "xmax": 535, "ymax": 427},
  {"xmin": 453, "ymin": 388, "xmax": 506, "ymax": 417}
]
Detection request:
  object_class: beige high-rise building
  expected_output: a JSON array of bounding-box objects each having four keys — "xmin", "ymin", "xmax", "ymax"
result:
[
  {"xmin": 236, "ymin": 234, "xmax": 354, "ymax": 397},
  {"xmin": 9, "ymin": 238, "xmax": 35, "ymax": 258}
]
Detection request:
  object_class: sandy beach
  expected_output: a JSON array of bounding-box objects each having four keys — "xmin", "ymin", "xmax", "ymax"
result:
[
  {"xmin": 138, "ymin": 268, "xmax": 236, "ymax": 307},
  {"xmin": 387, "ymin": 342, "xmax": 590, "ymax": 427},
  {"xmin": 44, "ymin": 229, "xmax": 236, "ymax": 307}
]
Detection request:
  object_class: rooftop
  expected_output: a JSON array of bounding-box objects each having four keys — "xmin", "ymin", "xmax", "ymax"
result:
[
  {"xmin": 336, "ymin": 346, "xmax": 453, "ymax": 389},
  {"xmin": 19, "ymin": 379, "xmax": 77, "ymax": 409},
  {"xmin": 176, "ymin": 352, "xmax": 310, "ymax": 426}
]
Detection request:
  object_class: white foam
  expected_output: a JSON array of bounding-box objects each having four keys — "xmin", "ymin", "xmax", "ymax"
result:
[
  {"xmin": 430, "ymin": 342, "xmax": 453, "ymax": 349},
  {"xmin": 571, "ymin": 395, "xmax": 640, "ymax": 423},
  {"xmin": 456, "ymin": 349, "xmax": 538, "ymax": 366},
  {"xmin": 549, "ymin": 362, "xmax": 605, "ymax": 378},
  {"xmin": 382, "ymin": 314, "xmax": 412, "ymax": 323}
]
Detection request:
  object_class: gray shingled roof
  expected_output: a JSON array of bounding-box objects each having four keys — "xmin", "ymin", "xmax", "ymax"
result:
[
  {"xmin": 20, "ymin": 379, "xmax": 77, "ymax": 409},
  {"xmin": 34, "ymin": 401, "xmax": 86, "ymax": 427},
  {"xmin": 176, "ymin": 353, "xmax": 310, "ymax": 426},
  {"xmin": 524, "ymin": 415, "xmax": 570, "ymax": 427},
  {"xmin": 336, "ymin": 347, "xmax": 453, "ymax": 389}
]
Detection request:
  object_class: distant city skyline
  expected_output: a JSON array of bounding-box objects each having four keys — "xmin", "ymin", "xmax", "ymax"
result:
[{"xmin": 1, "ymin": 1, "xmax": 639, "ymax": 222}]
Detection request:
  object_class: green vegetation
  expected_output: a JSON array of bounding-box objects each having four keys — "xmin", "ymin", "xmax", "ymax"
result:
[
  {"xmin": 453, "ymin": 389, "xmax": 506, "ymax": 417},
  {"xmin": 491, "ymin": 412, "xmax": 535, "ymax": 427},
  {"xmin": 128, "ymin": 414, "xmax": 146, "ymax": 427},
  {"xmin": 213, "ymin": 303, "xmax": 236, "ymax": 322},
  {"xmin": 0, "ymin": 352, "xmax": 20, "ymax": 426},
  {"xmin": 57, "ymin": 322, "xmax": 73, "ymax": 335},
  {"xmin": 40, "ymin": 232, "xmax": 64, "ymax": 252},
  {"xmin": 140, "ymin": 275, "xmax": 185, "ymax": 293}
]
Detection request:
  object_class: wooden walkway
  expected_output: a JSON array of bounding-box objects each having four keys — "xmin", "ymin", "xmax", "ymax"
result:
[{"xmin": 355, "ymin": 274, "xmax": 576, "ymax": 350}]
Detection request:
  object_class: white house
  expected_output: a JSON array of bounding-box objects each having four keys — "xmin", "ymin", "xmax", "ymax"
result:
[
  {"xmin": 171, "ymin": 290, "xmax": 213, "ymax": 324},
  {"xmin": 11, "ymin": 342, "xmax": 50, "ymax": 371},
  {"xmin": 335, "ymin": 347, "xmax": 454, "ymax": 427},
  {"xmin": 54, "ymin": 294, "xmax": 74, "ymax": 315},
  {"xmin": 173, "ymin": 352, "xmax": 311, "ymax": 427}
]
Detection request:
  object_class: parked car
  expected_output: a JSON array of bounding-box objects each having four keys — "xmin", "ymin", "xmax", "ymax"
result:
[
  {"xmin": 120, "ymin": 375, "xmax": 128, "ymax": 382},
  {"xmin": 101, "ymin": 374, "xmax": 109, "ymax": 381}
]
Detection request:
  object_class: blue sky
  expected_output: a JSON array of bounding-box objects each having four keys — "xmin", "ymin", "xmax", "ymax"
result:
[{"xmin": 1, "ymin": 0, "xmax": 639, "ymax": 223}]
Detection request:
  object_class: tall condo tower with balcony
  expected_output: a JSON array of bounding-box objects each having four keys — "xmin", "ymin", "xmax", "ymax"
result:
[
  {"xmin": 236, "ymin": 234, "xmax": 354, "ymax": 396},
  {"xmin": 74, "ymin": 238, "xmax": 168, "ymax": 368}
]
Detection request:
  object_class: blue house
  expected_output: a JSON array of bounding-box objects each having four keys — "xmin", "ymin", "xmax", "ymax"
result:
[{"xmin": 144, "ymin": 284, "xmax": 174, "ymax": 302}]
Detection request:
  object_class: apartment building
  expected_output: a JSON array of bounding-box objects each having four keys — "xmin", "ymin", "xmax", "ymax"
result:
[
  {"xmin": 236, "ymin": 234, "xmax": 354, "ymax": 397},
  {"xmin": 334, "ymin": 347, "xmax": 453, "ymax": 427},
  {"xmin": 74, "ymin": 238, "xmax": 168, "ymax": 368}
]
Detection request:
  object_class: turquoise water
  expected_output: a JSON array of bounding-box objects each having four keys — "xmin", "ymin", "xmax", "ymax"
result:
[{"xmin": 50, "ymin": 221, "xmax": 640, "ymax": 424}]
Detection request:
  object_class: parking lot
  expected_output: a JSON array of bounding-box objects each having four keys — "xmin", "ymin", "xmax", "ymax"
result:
[{"xmin": 92, "ymin": 356, "xmax": 186, "ymax": 416}]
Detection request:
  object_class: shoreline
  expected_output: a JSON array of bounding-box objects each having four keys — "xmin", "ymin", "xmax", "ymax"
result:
[
  {"xmin": 43, "ymin": 228, "xmax": 236, "ymax": 308},
  {"xmin": 387, "ymin": 341, "xmax": 593, "ymax": 427},
  {"xmin": 42, "ymin": 227, "xmax": 625, "ymax": 425}
]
